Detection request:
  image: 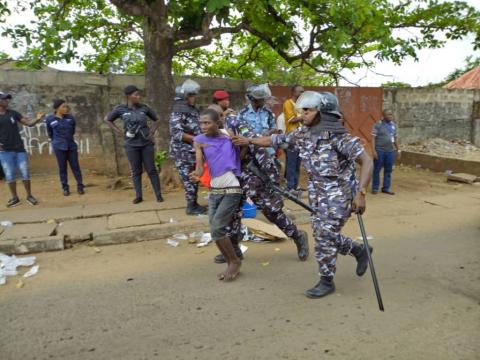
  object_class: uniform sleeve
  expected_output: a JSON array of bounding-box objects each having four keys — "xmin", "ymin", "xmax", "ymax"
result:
[
  {"xmin": 45, "ymin": 117, "xmax": 53, "ymax": 139},
  {"xmin": 105, "ymin": 107, "xmax": 121, "ymax": 122},
  {"xmin": 145, "ymin": 106, "xmax": 158, "ymax": 121},
  {"xmin": 283, "ymin": 100, "xmax": 296, "ymax": 122},
  {"xmin": 267, "ymin": 111, "xmax": 276, "ymax": 130},
  {"xmin": 12, "ymin": 110, "xmax": 23, "ymax": 122},
  {"xmin": 335, "ymin": 133, "xmax": 364, "ymax": 161},
  {"xmin": 271, "ymin": 131, "xmax": 298, "ymax": 151},
  {"xmin": 169, "ymin": 113, "xmax": 184, "ymax": 142}
]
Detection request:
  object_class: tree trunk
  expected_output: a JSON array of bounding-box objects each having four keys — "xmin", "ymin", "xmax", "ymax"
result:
[
  {"xmin": 143, "ymin": 18, "xmax": 180, "ymax": 189},
  {"xmin": 143, "ymin": 17, "xmax": 175, "ymax": 151}
]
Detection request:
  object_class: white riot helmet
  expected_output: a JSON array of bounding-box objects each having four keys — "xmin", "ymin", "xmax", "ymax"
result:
[
  {"xmin": 295, "ymin": 91, "xmax": 342, "ymax": 118},
  {"xmin": 246, "ymin": 83, "xmax": 272, "ymax": 101},
  {"xmin": 175, "ymin": 79, "xmax": 201, "ymax": 100},
  {"xmin": 295, "ymin": 91, "xmax": 323, "ymax": 110}
]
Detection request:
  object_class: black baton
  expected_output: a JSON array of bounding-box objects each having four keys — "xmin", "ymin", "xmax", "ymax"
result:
[{"xmin": 357, "ymin": 214, "xmax": 384, "ymax": 312}]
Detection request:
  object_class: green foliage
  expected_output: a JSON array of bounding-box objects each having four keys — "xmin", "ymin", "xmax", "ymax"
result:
[
  {"xmin": 1, "ymin": 0, "xmax": 479, "ymax": 85},
  {"xmin": 381, "ymin": 81, "xmax": 412, "ymax": 88},
  {"xmin": 154, "ymin": 150, "xmax": 167, "ymax": 168},
  {"xmin": 0, "ymin": 1, "xmax": 9, "ymax": 23}
]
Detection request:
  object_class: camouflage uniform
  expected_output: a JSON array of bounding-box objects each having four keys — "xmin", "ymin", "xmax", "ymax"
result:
[
  {"xmin": 169, "ymin": 109, "xmax": 201, "ymax": 202},
  {"xmin": 226, "ymin": 115, "xmax": 299, "ymax": 239},
  {"xmin": 273, "ymin": 126, "xmax": 364, "ymax": 278}
]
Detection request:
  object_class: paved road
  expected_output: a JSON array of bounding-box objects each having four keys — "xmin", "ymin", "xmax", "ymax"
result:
[{"xmin": 1, "ymin": 171, "xmax": 479, "ymax": 360}]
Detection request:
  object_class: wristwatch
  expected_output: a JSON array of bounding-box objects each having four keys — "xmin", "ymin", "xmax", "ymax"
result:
[{"xmin": 359, "ymin": 188, "xmax": 367, "ymax": 196}]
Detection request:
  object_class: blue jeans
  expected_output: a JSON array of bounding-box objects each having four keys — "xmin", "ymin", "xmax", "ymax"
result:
[
  {"xmin": 54, "ymin": 149, "xmax": 83, "ymax": 191},
  {"xmin": 0, "ymin": 151, "xmax": 30, "ymax": 183},
  {"xmin": 285, "ymin": 149, "xmax": 301, "ymax": 190},
  {"xmin": 372, "ymin": 149, "xmax": 396, "ymax": 192}
]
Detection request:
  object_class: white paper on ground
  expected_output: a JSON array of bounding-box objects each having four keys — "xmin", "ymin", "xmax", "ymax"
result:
[{"xmin": 23, "ymin": 265, "xmax": 40, "ymax": 278}]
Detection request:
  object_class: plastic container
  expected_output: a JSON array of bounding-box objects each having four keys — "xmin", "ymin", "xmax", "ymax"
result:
[{"xmin": 242, "ymin": 202, "xmax": 257, "ymax": 218}]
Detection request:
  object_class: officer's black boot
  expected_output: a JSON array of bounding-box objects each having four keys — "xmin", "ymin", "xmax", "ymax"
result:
[
  {"xmin": 352, "ymin": 244, "xmax": 373, "ymax": 276},
  {"xmin": 214, "ymin": 236, "xmax": 243, "ymax": 263},
  {"xmin": 292, "ymin": 230, "xmax": 309, "ymax": 261},
  {"xmin": 192, "ymin": 201, "xmax": 207, "ymax": 214},
  {"xmin": 305, "ymin": 276, "xmax": 335, "ymax": 298},
  {"xmin": 186, "ymin": 200, "xmax": 206, "ymax": 215}
]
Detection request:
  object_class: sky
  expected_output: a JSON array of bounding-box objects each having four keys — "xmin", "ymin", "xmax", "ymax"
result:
[{"xmin": 1, "ymin": 1, "xmax": 479, "ymax": 87}]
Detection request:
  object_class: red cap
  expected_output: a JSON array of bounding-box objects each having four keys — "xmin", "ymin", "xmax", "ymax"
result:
[{"xmin": 213, "ymin": 90, "xmax": 230, "ymax": 101}]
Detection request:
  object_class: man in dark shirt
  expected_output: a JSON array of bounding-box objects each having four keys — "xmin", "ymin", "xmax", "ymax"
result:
[
  {"xmin": 104, "ymin": 85, "xmax": 163, "ymax": 204},
  {"xmin": 0, "ymin": 91, "xmax": 44, "ymax": 207},
  {"xmin": 371, "ymin": 109, "xmax": 400, "ymax": 195}
]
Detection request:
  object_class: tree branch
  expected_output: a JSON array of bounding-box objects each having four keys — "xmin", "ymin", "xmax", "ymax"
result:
[
  {"xmin": 109, "ymin": 0, "xmax": 149, "ymax": 17},
  {"xmin": 174, "ymin": 23, "xmax": 246, "ymax": 52}
]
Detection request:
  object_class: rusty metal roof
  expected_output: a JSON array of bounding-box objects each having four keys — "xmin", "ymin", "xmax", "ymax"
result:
[{"xmin": 443, "ymin": 66, "xmax": 480, "ymax": 89}]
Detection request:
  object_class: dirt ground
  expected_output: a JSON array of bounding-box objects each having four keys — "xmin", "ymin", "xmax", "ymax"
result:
[{"xmin": 0, "ymin": 166, "xmax": 479, "ymax": 360}]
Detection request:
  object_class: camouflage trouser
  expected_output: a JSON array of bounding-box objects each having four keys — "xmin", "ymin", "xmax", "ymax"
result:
[
  {"xmin": 310, "ymin": 190, "xmax": 361, "ymax": 278},
  {"xmin": 240, "ymin": 172, "xmax": 298, "ymax": 238},
  {"xmin": 175, "ymin": 160, "xmax": 198, "ymax": 202},
  {"xmin": 227, "ymin": 203, "xmax": 243, "ymax": 242}
]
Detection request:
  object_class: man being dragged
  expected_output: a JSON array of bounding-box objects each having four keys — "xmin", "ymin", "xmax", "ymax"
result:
[{"xmin": 189, "ymin": 109, "xmax": 242, "ymax": 282}]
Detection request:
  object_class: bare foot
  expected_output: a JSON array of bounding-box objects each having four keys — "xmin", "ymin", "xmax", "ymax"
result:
[{"xmin": 222, "ymin": 260, "xmax": 241, "ymax": 282}]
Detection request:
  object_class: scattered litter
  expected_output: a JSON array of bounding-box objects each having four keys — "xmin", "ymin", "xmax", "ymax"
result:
[
  {"xmin": 94, "ymin": 247, "xmax": 102, "ymax": 253},
  {"xmin": 242, "ymin": 218, "xmax": 287, "ymax": 241},
  {"xmin": 16, "ymin": 279, "xmax": 24, "ymax": 289},
  {"xmin": 169, "ymin": 218, "xmax": 177, "ymax": 223},
  {"xmin": 196, "ymin": 233, "xmax": 212, "ymax": 247},
  {"xmin": 189, "ymin": 231, "xmax": 204, "ymax": 244},
  {"xmin": 275, "ymin": 248, "xmax": 281, "ymax": 252},
  {"xmin": 356, "ymin": 236, "xmax": 374, "ymax": 241},
  {"xmin": 261, "ymin": 261, "xmax": 270, "ymax": 267},
  {"xmin": 173, "ymin": 233, "xmax": 188, "ymax": 241},
  {"xmin": 0, "ymin": 221, "xmax": 13, "ymax": 227},
  {"xmin": 166, "ymin": 239, "xmax": 179, "ymax": 247},
  {"xmin": 47, "ymin": 219, "xmax": 56, "ymax": 224},
  {"xmin": 240, "ymin": 244, "xmax": 248, "ymax": 254},
  {"xmin": 0, "ymin": 253, "xmax": 37, "ymax": 284},
  {"xmin": 446, "ymin": 173, "xmax": 478, "ymax": 184},
  {"xmin": 23, "ymin": 265, "xmax": 39, "ymax": 278},
  {"xmin": 197, "ymin": 214, "xmax": 207, "ymax": 218},
  {"xmin": 415, "ymin": 164, "xmax": 422, "ymax": 169},
  {"xmin": 444, "ymin": 170, "xmax": 453, "ymax": 177},
  {"xmin": 404, "ymin": 138, "xmax": 480, "ymax": 161}
]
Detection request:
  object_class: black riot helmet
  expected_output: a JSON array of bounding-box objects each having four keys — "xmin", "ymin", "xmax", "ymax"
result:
[{"xmin": 318, "ymin": 92, "xmax": 342, "ymax": 118}]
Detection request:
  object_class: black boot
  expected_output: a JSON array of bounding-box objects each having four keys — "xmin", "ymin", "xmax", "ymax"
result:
[
  {"xmin": 186, "ymin": 201, "xmax": 206, "ymax": 215},
  {"xmin": 193, "ymin": 201, "xmax": 207, "ymax": 214},
  {"xmin": 305, "ymin": 277, "xmax": 335, "ymax": 298},
  {"xmin": 352, "ymin": 244, "xmax": 373, "ymax": 276},
  {"xmin": 214, "ymin": 238, "xmax": 243, "ymax": 263},
  {"xmin": 292, "ymin": 230, "xmax": 309, "ymax": 261}
]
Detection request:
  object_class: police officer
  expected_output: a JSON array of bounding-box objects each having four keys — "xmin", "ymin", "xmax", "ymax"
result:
[
  {"xmin": 238, "ymin": 84, "xmax": 276, "ymax": 136},
  {"xmin": 216, "ymin": 112, "xmax": 309, "ymax": 264},
  {"xmin": 233, "ymin": 91, "xmax": 374, "ymax": 298},
  {"xmin": 105, "ymin": 85, "xmax": 163, "ymax": 204},
  {"xmin": 169, "ymin": 79, "xmax": 206, "ymax": 215},
  {"xmin": 46, "ymin": 99, "xmax": 84, "ymax": 196}
]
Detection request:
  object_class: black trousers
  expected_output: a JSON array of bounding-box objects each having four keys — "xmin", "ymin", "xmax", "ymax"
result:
[
  {"xmin": 125, "ymin": 144, "xmax": 162, "ymax": 199},
  {"xmin": 54, "ymin": 149, "xmax": 83, "ymax": 191}
]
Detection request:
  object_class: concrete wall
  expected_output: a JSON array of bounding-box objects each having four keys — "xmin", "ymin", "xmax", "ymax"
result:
[
  {"xmin": 0, "ymin": 69, "xmax": 248, "ymax": 175},
  {"xmin": 384, "ymin": 88, "xmax": 480, "ymax": 146},
  {"xmin": 2, "ymin": 68, "xmax": 479, "ymax": 177}
]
